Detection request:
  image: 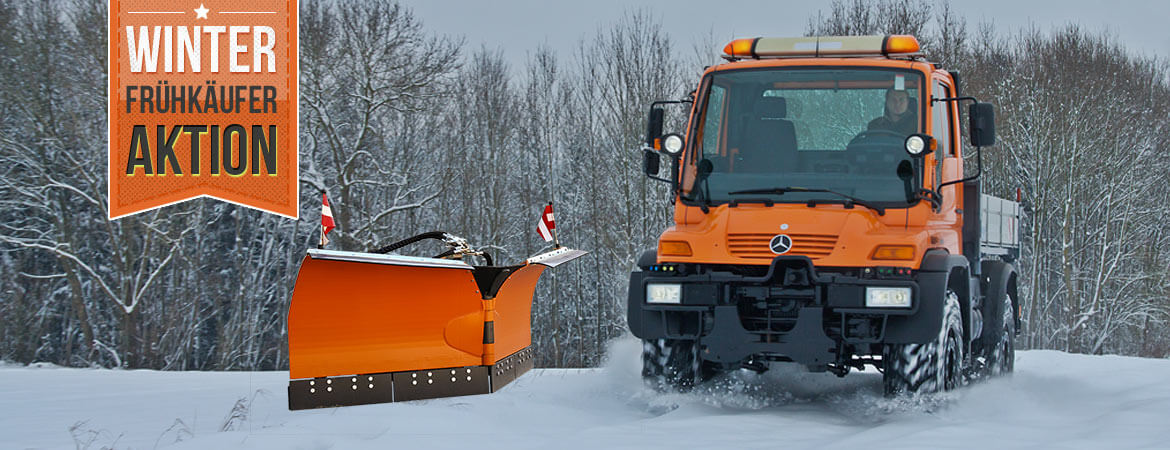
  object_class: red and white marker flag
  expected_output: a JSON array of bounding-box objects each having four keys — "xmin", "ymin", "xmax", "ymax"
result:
[
  {"xmin": 537, "ymin": 203, "xmax": 557, "ymax": 244},
  {"xmin": 320, "ymin": 194, "xmax": 335, "ymax": 247}
]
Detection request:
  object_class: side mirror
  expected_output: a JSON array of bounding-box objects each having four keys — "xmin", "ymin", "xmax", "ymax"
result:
[
  {"xmin": 643, "ymin": 149, "xmax": 660, "ymax": 176},
  {"xmin": 645, "ymin": 107, "xmax": 664, "ymax": 149},
  {"xmin": 697, "ymin": 158, "xmax": 713, "ymax": 177},
  {"xmin": 904, "ymin": 133, "xmax": 936, "ymax": 157},
  {"xmin": 969, "ymin": 102, "xmax": 996, "ymax": 147}
]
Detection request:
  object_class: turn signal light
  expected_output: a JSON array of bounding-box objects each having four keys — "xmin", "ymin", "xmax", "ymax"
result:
[
  {"xmin": 884, "ymin": 35, "xmax": 920, "ymax": 54},
  {"xmin": 872, "ymin": 245, "xmax": 915, "ymax": 260},
  {"xmin": 659, "ymin": 240, "xmax": 693, "ymax": 257}
]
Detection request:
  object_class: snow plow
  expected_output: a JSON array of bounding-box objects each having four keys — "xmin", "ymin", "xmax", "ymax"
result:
[
  {"xmin": 287, "ymin": 232, "xmax": 585, "ymax": 410},
  {"xmin": 632, "ymin": 35, "xmax": 1021, "ymax": 395}
]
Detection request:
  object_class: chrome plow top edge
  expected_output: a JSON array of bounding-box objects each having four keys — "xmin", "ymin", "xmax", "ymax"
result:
[{"xmin": 307, "ymin": 248, "xmax": 474, "ymax": 270}]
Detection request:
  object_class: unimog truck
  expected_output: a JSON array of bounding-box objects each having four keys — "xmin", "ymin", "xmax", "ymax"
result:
[{"xmin": 630, "ymin": 35, "xmax": 1021, "ymax": 394}]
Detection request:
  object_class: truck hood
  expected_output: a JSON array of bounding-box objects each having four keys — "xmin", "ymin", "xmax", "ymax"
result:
[{"xmin": 662, "ymin": 203, "xmax": 926, "ymax": 267}]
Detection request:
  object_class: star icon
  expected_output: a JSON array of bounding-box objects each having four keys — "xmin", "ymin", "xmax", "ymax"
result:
[{"xmin": 194, "ymin": 3, "xmax": 209, "ymax": 19}]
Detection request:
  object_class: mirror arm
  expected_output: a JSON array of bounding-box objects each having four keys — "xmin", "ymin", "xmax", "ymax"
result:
[
  {"xmin": 653, "ymin": 98, "xmax": 695, "ymax": 106},
  {"xmin": 931, "ymin": 95, "xmax": 977, "ymax": 104},
  {"xmin": 938, "ymin": 141, "xmax": 982, "ymax": 191},
  {"xmin": 932, "ymin": 95, "xmax": 988, "ymax": 193},
  {"xmin": 650, "ymin": 99, "xmax": 693, "ymax": 110}
]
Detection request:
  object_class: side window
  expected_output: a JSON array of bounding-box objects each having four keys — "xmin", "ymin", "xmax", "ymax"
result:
[
  {"xmin": 701, "ymin": 84, "xmax": 726, "ymax": 157},
  {"xmin": 931, "ymin": 81, "xmax": 954, "ymax": 157}
]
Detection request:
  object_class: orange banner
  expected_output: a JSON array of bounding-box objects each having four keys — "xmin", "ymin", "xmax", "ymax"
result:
[{"xmin": 108, "ymin": 1, "xmax": 298, "ymax": 219}]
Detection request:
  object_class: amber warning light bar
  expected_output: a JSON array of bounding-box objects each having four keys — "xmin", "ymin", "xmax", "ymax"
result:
[{"xmin": 723, "ymin": 35, "xmax": 921, "ymax": 60}]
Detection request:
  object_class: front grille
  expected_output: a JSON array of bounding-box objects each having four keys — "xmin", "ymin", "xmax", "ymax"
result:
[{"xmin": 727, "ymin": 233, "xmax": 838, "ymax": 260}]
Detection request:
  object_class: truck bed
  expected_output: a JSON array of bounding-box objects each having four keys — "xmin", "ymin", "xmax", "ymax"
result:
[{"xmin": 980, "ymin": 194, "xmax": 1020, "ymax": 256}]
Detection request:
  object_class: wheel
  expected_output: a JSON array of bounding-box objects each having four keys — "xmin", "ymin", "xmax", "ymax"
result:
[
  {"xmin": 983, "ymin": 293, "xmax": 1016, "ymax": 376},
  {"xmin": 883, "ymin": 290, "xmax": 965, "ymax": 395},
  {"xmin": 641, "ymin": 338, "xmax": 715, "ymax": 392}
]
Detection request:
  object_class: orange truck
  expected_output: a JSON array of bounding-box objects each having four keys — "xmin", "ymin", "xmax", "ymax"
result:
[{"xmin": 630, "ymin": 35, "xmax": 1021, "ymax": 394}]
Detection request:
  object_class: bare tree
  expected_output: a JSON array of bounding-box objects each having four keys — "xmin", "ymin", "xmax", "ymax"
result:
[{"xmin": 299, "ymin": 0, "xmax": 461, "ymax": 251}]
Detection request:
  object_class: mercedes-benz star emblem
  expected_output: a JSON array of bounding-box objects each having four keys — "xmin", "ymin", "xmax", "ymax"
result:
[{"xmin": 770, "ymin": 234, "xmax": 793, "ymax": 254}]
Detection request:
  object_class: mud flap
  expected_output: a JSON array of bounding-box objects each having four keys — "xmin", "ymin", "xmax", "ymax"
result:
[{"xmin": 287, "ymin": 247, "xmax": 585, "ymax": 410}]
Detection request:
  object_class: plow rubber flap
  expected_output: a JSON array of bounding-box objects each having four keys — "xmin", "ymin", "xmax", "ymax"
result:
[{"xmin": 287, "ymin": 248, "xmax": 585, "ymax": 410}]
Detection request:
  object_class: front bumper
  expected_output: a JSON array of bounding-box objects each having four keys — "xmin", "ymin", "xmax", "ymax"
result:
[{"xmin": 627, "ymin": 256, "xmax": 946, "ymax": 366}]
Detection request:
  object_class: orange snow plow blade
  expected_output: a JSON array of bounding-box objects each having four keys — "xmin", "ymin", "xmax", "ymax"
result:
[{"xmin": 287, "ymin": 247, "xmax": 585, "ymax": 410}]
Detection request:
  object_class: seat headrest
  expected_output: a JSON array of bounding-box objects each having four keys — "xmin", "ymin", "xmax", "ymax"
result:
[{"xmin": 755, "ymin": 97, "xmax": 787, "ymax": 119}]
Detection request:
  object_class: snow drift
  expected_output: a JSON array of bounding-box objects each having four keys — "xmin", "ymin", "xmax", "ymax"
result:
[{"xmin": 2, "ymin": 339, "xmax": 1168, "ymax": 449}]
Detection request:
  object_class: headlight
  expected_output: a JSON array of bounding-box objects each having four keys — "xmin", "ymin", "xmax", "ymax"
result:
[
  {"xmin": 905, "ymin": 135, "xmax": 926, "ymax": 155},
  {"xmin": 646, "ymin": 283, "xmax": 682, "ymax": 304},
  {"xmin": 662, "ymin": 134, "xmax": 684, "ymax": 154},
  {"xmin": 866, "ymin": 287, "xmax": 912, "ymax": 308}
]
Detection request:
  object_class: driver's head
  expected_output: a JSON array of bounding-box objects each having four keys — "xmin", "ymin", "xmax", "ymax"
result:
[{"xmin": 885, "ymin": 89, "xmax": 909, "ymax": 119}]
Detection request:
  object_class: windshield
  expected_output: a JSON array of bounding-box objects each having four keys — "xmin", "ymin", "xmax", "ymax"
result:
[{"xmin": 683, "ymin": 68, "xmax": 924, "ymax": 205}]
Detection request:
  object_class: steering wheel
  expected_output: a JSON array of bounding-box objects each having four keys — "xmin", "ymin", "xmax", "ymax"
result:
[
  {"xmin": 846, "ymin": 129, "xmax": 907, "ymax": 168},
  {"xmin": 848, "ymin": 129, "xmax": 906, "ymax": 147}
]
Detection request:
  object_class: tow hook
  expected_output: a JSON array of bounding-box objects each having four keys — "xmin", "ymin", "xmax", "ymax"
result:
[{"xmin": 742, "ymin": 357, "xmax": 769, "ymax": 373}]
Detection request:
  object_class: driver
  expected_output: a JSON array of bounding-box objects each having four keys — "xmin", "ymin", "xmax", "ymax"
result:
[{"xmin": 866, "ymin": 89, "xmax": 916, "ymax": 135}]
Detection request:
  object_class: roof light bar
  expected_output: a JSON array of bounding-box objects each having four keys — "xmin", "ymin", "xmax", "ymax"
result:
[{"xmin": 722, "ymin": 35, "xmax": 922, "ymax": 60}]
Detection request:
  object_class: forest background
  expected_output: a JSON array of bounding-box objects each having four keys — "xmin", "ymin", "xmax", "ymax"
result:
[{"xmin": 1, "ymin": 0, "xmax": 1167, "ymax": 370}]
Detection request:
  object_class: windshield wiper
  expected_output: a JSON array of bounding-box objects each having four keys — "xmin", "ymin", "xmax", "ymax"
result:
[
  {"xmin": 728, "ymin": 186, "xmax": 807, "ymax": 196},
  {"xmin": 681, "ymin": 177, "xmax": 713, "ymax": 213},
  {"xmin": 689, "ymin": 188, "xmax": 712, "ymax": 213},
  {"xmin": 805, "ymin": 192, "xmax": 885, "ymax": 216},
  {"xmin": 728, "ymin": 186, "xmax": 885, "ymax": 216},
  {"xmin": 728, "ymin": 198, "xmax": 774, "ymax": 207}
]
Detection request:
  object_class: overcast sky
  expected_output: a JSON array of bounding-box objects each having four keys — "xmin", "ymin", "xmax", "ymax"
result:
[{"xmin": 402, "ymin": 0, "xmax": 1170, "ymax": 72}]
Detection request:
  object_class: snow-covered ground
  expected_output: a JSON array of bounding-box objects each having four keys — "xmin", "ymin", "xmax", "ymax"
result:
[{"xmin": 3, "ymin": 339, "xmax": 1169, "ymax": 449}]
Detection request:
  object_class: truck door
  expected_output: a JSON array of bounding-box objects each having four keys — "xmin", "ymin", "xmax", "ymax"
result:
[{"xmin": 930, "ymin": 78, "xmax": 962, "ymax": 250}]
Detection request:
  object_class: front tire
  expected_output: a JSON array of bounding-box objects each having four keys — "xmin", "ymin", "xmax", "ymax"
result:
[
  {"xmin": 642, "ymin": 338, "xmax": 715, "ymax": 392},
  {"xmin": 883, "ymin": 290, "xmax": 965, "ymax": 395}
]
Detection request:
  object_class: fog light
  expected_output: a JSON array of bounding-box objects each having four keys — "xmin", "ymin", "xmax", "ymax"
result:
[
  {"xmin": 646, "ymin": 283, "xmax": 682, "ymax": 304},
  {"xmin": 866, "ymin": 287, "xmax": 912, "ymax": 308}
]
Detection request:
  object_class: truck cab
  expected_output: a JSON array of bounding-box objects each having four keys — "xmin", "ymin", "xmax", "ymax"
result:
[{"xmin": 629, "ymin": 35, "xmax": 1021, "ymax": 395}]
